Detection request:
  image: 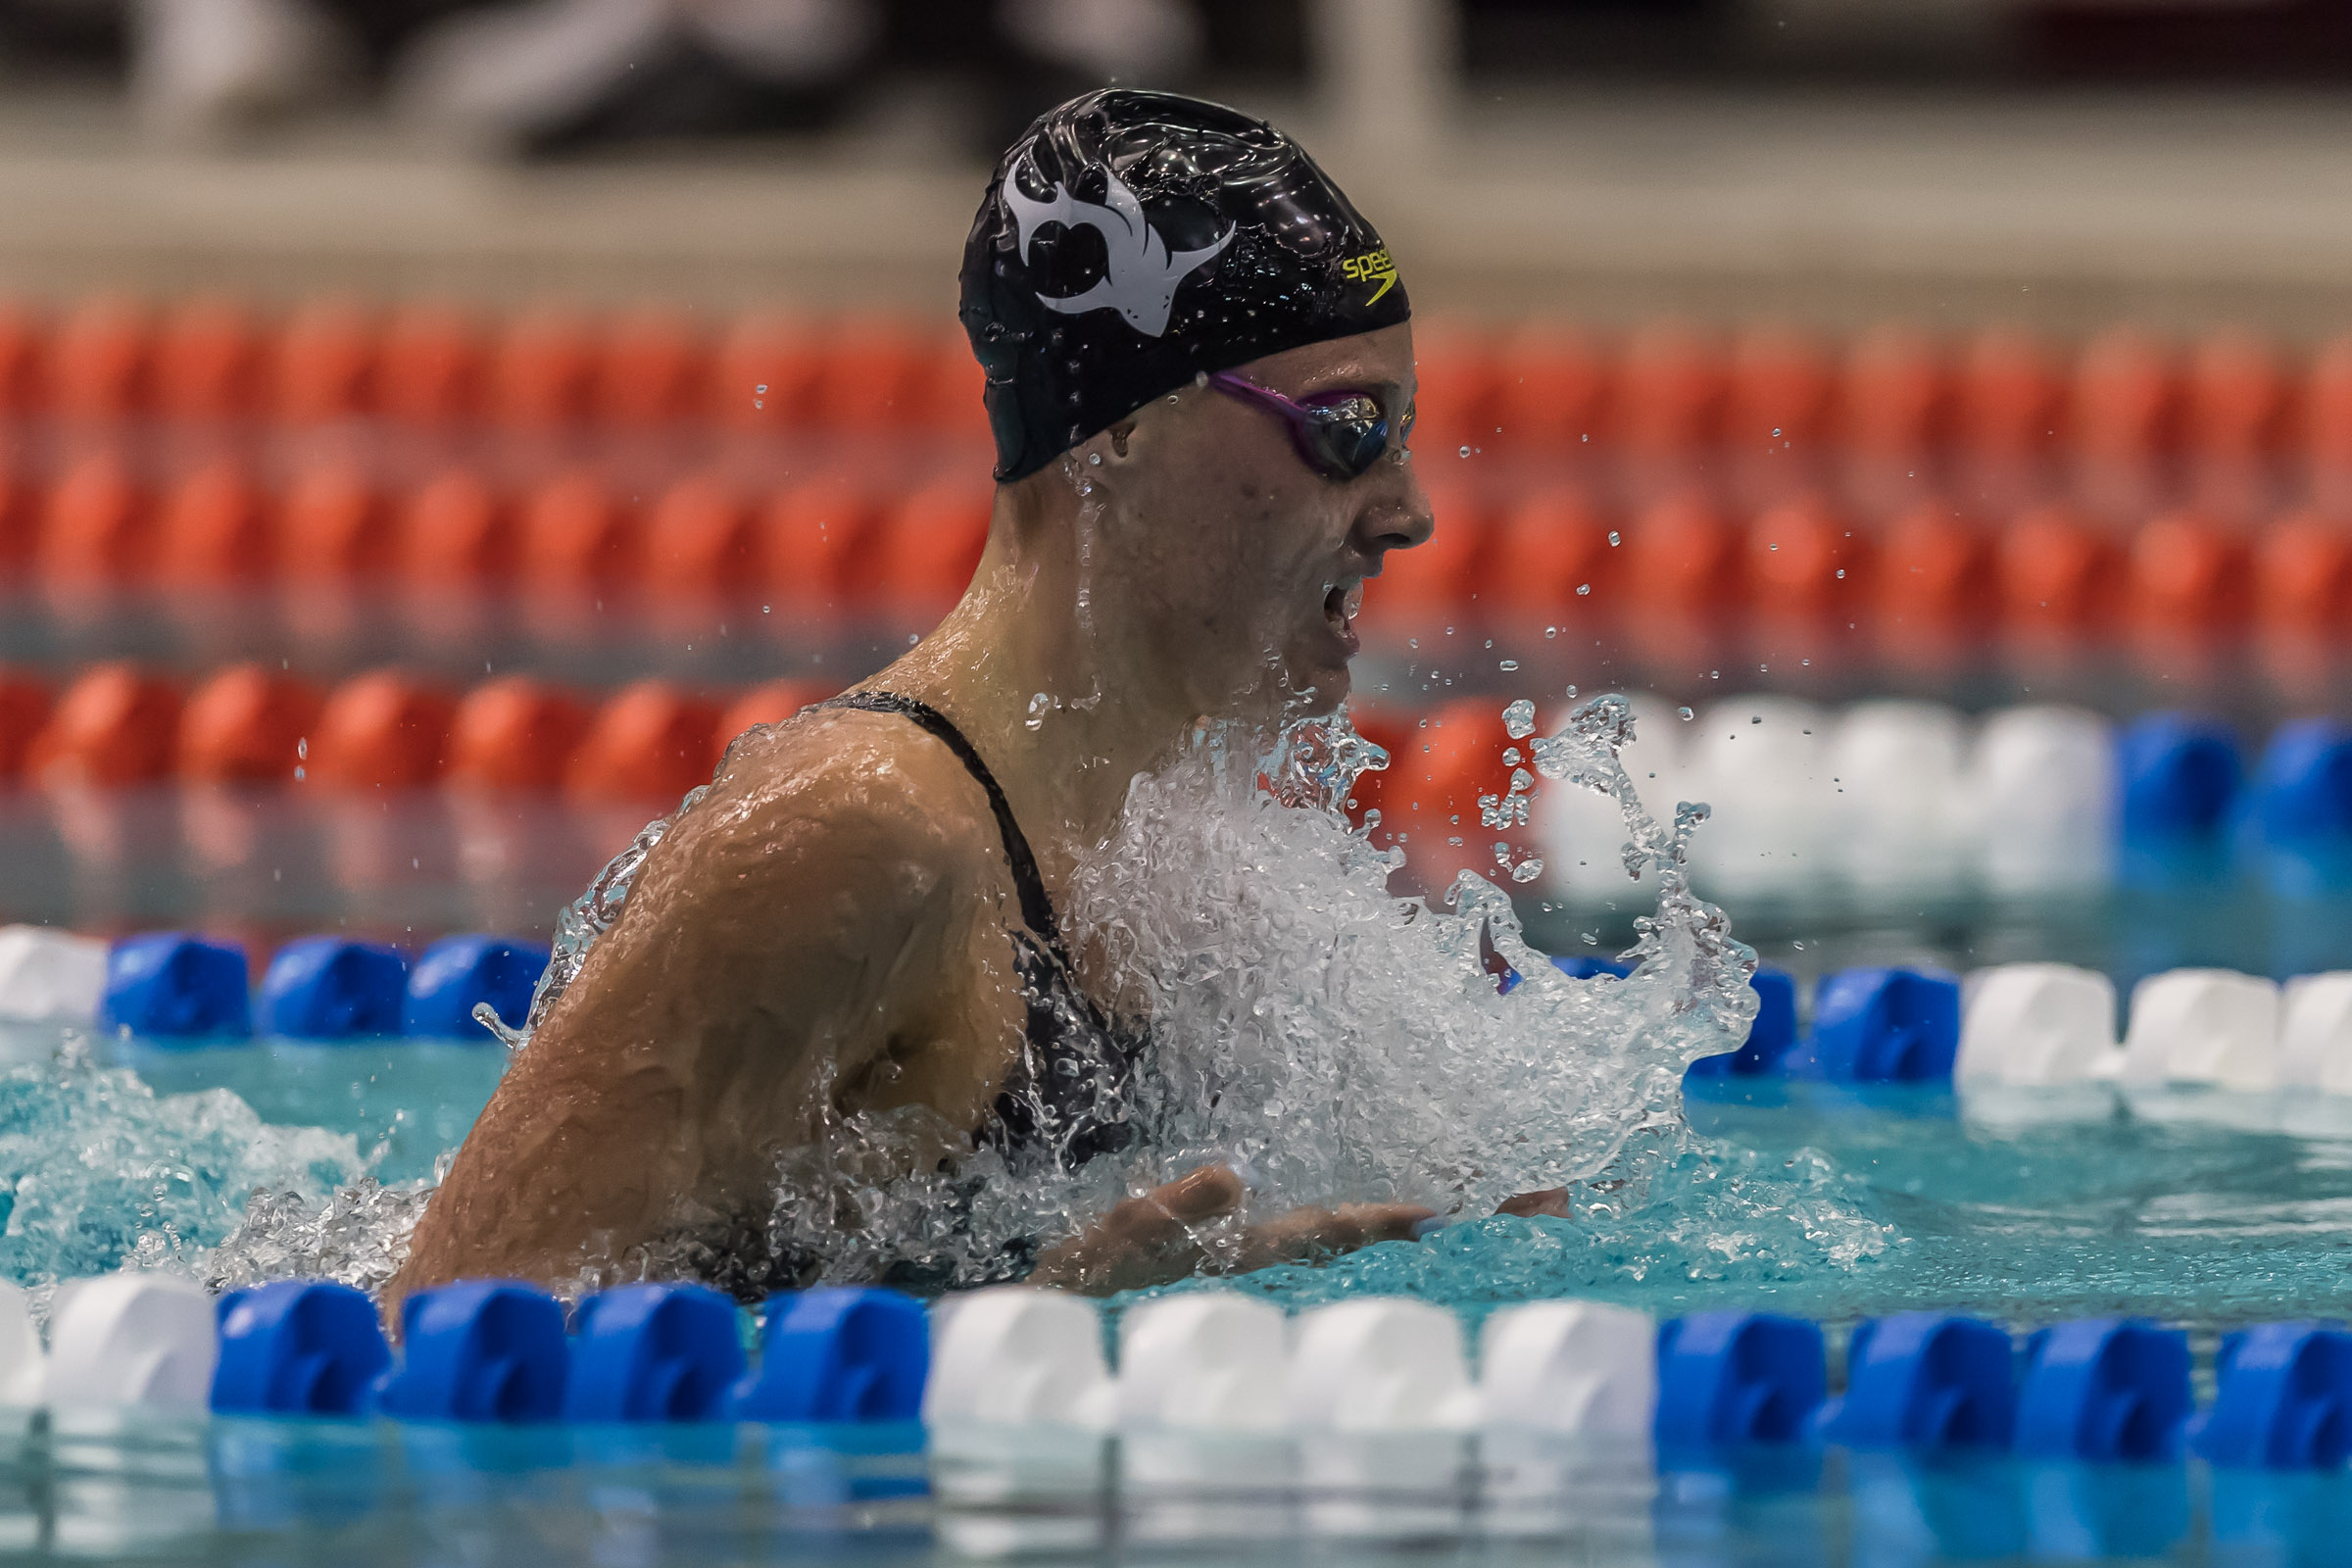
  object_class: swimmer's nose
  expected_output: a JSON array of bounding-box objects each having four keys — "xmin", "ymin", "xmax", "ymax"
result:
[{"xmin": 1357, "ymin": 472, "xmax": 1437, "ymax": 569}]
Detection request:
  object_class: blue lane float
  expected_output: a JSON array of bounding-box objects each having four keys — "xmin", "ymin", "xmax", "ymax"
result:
[
  {"xmin": 565, "ymin": 1283, "xmax": 747, "ymax": 1423},
  {"xmin": 374, "ymin": 1281, "xmax": 571, "ymax": 1423},
  {"xmin": 258, "ymin": 939, "xmax": 408, "ymax": 1040},
  {"xmin": 1654, "ymin": 1310, "xmax": 1827, "ymax": 1450},
  {"xmin": 404, "ymin": 935, "xmax": 549, "ymax": 1039},
  {"xmin": 1815, "ymin": 1312, "xmax": 2015, "ymax": 1449},
  {"xmin": 1795, "ymin": 967, "xmax": 1961, "ymax": 1082},
  {"xmin": 102, "ymin": 932, "xmax": 252, "ymax": 1040},
  {"xmin": 729, "ymin": 1288, "xmax": 930, "ymax": 1423},
  {"xmin": 212, "ymin": 1280, "xmax": 392, "ymax": 1416},
  {"xmin": 2190, "ymin": 1321, "xmax": 2352, "ymax": 1471},
  {"xmin": 2014, "ymin": 1319, "xmax": 2191, "ymax": 1464},
  {"xmin": 100, "ymin": 931, "xmax": 549, "ymax": 1044},
  {"xmin": 1685, "ymin": 967, "xmax": 1797, "ymax": 1080}
]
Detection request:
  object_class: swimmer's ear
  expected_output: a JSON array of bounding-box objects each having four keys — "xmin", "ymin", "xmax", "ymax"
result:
[{"xmin": 1107, "ymin": 421, "xmax": 1135, "ymax": 459}]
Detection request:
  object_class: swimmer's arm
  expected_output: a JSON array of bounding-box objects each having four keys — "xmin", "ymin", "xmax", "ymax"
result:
[{"xmin": 391, "ymin": 742, "xmax": 990, "ymax": 1302}]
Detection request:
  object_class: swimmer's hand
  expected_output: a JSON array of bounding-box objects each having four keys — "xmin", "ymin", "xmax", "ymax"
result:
[
  {"xmin": 1494, "ymin": 1188, "xmax": 1571, "ymax": 1219},
  {"xmin": 1027, "ymin": 1164, "xmax": 1435, "ymax": 1297}
]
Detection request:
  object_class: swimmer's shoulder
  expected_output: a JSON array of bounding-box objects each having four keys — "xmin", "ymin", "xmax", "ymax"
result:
[{"xmin": 654, "ymin": 701, "xmax": 1004, "ymax": 913}]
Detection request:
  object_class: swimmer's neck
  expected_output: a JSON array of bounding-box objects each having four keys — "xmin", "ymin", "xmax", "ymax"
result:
[{"xmin": 858, "ymin": 495, "xmax": 1216, "ymax": 867}]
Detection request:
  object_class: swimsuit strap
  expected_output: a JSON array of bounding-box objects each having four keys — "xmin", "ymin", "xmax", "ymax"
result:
[{"xmin": 818, "ymin": 691, "xmax": 1065, "ymax": 954}]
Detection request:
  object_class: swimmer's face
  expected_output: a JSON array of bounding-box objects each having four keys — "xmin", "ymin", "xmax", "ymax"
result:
[{"xmin": 1068, "ymin": 321, "xmax": 1433, "ymax": 718}]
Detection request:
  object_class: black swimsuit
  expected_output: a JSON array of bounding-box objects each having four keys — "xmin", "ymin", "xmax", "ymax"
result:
[{"xmin": 819, "ymin": 691, "xmax": 1145, "ymax": 1168}]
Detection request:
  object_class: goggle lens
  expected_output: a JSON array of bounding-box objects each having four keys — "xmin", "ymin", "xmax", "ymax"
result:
[{"xmin": 1301, "ymin": 392, "xmax": 1396, "ymax": 481}]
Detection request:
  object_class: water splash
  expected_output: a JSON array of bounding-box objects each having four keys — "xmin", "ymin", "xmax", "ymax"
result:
[
  {"xmin": 737, "ymin": 696, "xmax": 1766, "ymax": 1290},
  {"xmin": 0, "ymin": 1039, "xmax": 362, "ymax": 1314}
]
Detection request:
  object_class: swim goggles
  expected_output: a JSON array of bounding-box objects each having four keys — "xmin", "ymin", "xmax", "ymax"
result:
[{"xmin": 1206, "ymin": 371, "xmax": 1415, "ymax": 482}]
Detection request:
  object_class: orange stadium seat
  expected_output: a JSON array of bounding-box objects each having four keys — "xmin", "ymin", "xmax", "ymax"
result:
[
  {"xmin": 0, "ymin": 669, "xmax": 51, "ymax": 779},
  {"xmin": 0, "ymin": 302, "xmax": 45, "ymax": 416},
  {"xmin": 1490, "ymin": 319, "xmax": 1608, "ymax": 455},
  {"xmin": 37, "ymin": 452, "xmax": 150, "ymax": 585},
  {"xmin": 400, "ymin": 469, "xmax": 515, "ymax": 586},
  {"xmin": 2071, "ymin": 326, "xmax": 2181, "ymax": 465},
  {"xmin": 376, "ymin": 302, "xmax": 483, "ymax": 424},
  {"xmin": 1615, "ymin": 320, "xmax": 1726, "ymax": 457},
  {"xmin": 1483, "ymin": 486, "xmax": 1614, "ymax": 616},
  {"xmin": 307, "ymin": 671, "xmax": 457, "ymax": 789},
  {"xmin": 487, "ymin": 306, "xmax": 597, "ymax": 430},
  {"xmin": 1746, "ymin": 493, "xmax": 1868, "ymax": 612},
  {"xmin": 1727, "ymin": 324, "xmax": 1835, "ymax": 451},
  {"xmin": 565, "ymin": 680, "xmax": 720, "ymax": 804},
  {"xmin": 26, "ymin": 662, "xmax": 181, "ymax": 786},
  {"xmin": 2185, "ymin": 328, "xmax": 2287, "ymax": 462},
  {"xmin": 1622, "ymin": 490, "xmax": 1738, "ymax": 611},
  {"xmin": 1998, "ymin": 503, "xmax": 2121, "ymax": 632},
  {"xmin": 446, "ymin": 676, "xmax": 592, "ymax": 794},
  {"xmin": 2255, "ymin": 512, "xmax": 2352, "ymax": 629},
  {"xmin": 711, "ymin": 310, "xmax": 825, "ymax": 432},
  {"xmin": 760, "ymin": 475, "xmax": 884, "ymax": 612},
  {"xmin": 155, "ymin": 459, "xmax": 271, "ymax": 585},
  {"xmin": 596, "ymin": 305, "xmax": 709, "ymax": 426},
  {"xmin": 643, "ymin": 474, "xmax": 758, "ymax": 600},
  {"xmin": 2303, "ymin": 336, "xmax": 2352, "ymax": 473},
  {"xmin": 177, "ymin": 664, "xmax": 321, "ymax": 783},
  {"xmin": 873, "ymin": 480, "xmax": 991, "ymax": 617},
  {"xmin": 278, "ymin": 463, "xmax": 395, "ymax": 580},
  {"xmin": 1838, "ymin": 324, "xmax": 1950, "ymax": 456},
  {"xmin": 813, "ymin": 315, "xmax": 953, "ymax": 431},
  {"xmin": 48, "ymin": 296, "xmax": 151, "ymax": 421},
  {"xmin": 0, "ymin": 457, "xmax": 33, "ymax": 574},
  {"xmin": 1875, "ymin": 502, "xmax": 1992, "ymax": 634},
  {"xmin": 519, "ymin": 472, "xmax": 638, "ymax": 591},
  {"xmin": 272, "ymin": 299, "xmax": 378, "ymax": 424},
  {"xmin": 2130, "ymin": 510, "xmax": 2251, "ymax": 630},
  {"xmin": 153, "ymin": 297, "xmax": 261, "ymax": 422},
  {"xmin": 1956, "ymin": 327, "xmax": 2063, "ymax": 458}
]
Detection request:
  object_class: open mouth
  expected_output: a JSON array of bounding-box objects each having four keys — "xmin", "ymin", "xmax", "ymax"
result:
[{"xmin": 1322, "ymin": 580, "xmax": 1363, "ymax": 644}]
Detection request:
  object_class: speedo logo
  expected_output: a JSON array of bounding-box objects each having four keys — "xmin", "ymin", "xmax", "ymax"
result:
[{"xmin": 1341, "ymin": 247, "xmax": 1398, "ymax": 306}]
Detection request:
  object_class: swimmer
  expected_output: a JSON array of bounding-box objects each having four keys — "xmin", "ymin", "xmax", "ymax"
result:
[{"xmin": 392, "ymin": 89, "xmax": 1560, "ymax": 1306}]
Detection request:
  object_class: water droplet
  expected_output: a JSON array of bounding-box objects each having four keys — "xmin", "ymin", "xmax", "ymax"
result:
[
  {"xmin": 1088, "ymin": 452, "xmax": 1103, "ymax": 466},
  {"xmin": 1502, "ymin": 699, "xmax": 1536, "ymax": 739},
  {"xmin": 1836, "ymin": 567, "xmax": 1845, "ymax": 578},
  {"xmin": 1025, "ymin": 692, "xmax": 1051, "ymax": 730},
  {"xmin": 1544, "ymin": 626, "xmax": 1558, "ymax": 638},
  {"xmin": 1606, "ymin": 531, "xmax": 1620, "ymax": 546},
  {"xmin": 1457, "ymin": 445, "xmax": 1471, "ymax": 458},
  {"xmin": 756, "ymin": 383, "xmax": 768, "ymax": 394},
  {"xmin": 1511, "ymin": 858, "xmax": 1543, "ymax": 883},
  {"xmin": 1497, "ymin": 658, "xmax": 1519, "ymax": 671},
  {"xmin": 1678, "ymin": 707, "xmax": 1694, "ymax": 720},
  {"xmin": 1576, "ymin": 583, "xmax": 1591, "ymax": 596}
]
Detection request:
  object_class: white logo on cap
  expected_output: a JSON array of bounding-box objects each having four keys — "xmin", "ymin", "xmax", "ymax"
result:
[{"xmin": 1004, "ymin": 161, "xmax": 1234, "ymax": 338}]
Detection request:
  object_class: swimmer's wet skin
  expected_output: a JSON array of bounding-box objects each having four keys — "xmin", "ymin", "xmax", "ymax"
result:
[{"xmin": 390, "ymin": 88, "xmax": 1523, "ymax": 1305}]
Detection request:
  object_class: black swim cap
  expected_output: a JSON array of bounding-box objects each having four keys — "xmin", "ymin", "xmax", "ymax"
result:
[{"xmin": 960, "ymin": 89, "xmax": 1411, "ymax": 482}]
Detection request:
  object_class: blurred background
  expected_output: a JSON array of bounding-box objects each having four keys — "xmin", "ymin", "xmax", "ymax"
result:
[{"xmin": 2, "ymin": 0, "xmax": 2352, "ymax": 992}]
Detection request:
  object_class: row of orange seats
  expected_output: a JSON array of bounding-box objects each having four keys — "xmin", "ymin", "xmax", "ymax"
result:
[
  {"xmin": 0, "ymin": 297, "xmax": 987, "ymax": 434},
  {"xmin": 12, "ymin": 294, "xmax": 2352, "ymax": 467},
  {"xmin": 1416, "ymin": 320, "xmax": 2352, "ymax": 465},
  {"xmin": 0, "ymin": 662, "xmax": 844, "ymax": 805},
  {"xmin": 3, "ymin": 454, "xmax": 990, "ymax": 609},
  {"xmin": 1368, "ymin": 487, "xmax": 2352, "ymax": 635}
]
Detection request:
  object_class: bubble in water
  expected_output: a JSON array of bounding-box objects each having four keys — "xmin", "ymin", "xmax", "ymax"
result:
[
  {"xmin": 1502, "ymin": 699, "xmax": 1537, "ymax": 740},
  {"xmin": 1026, "ymin": 692, "xmax": 1052, "ymax": 729}
]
